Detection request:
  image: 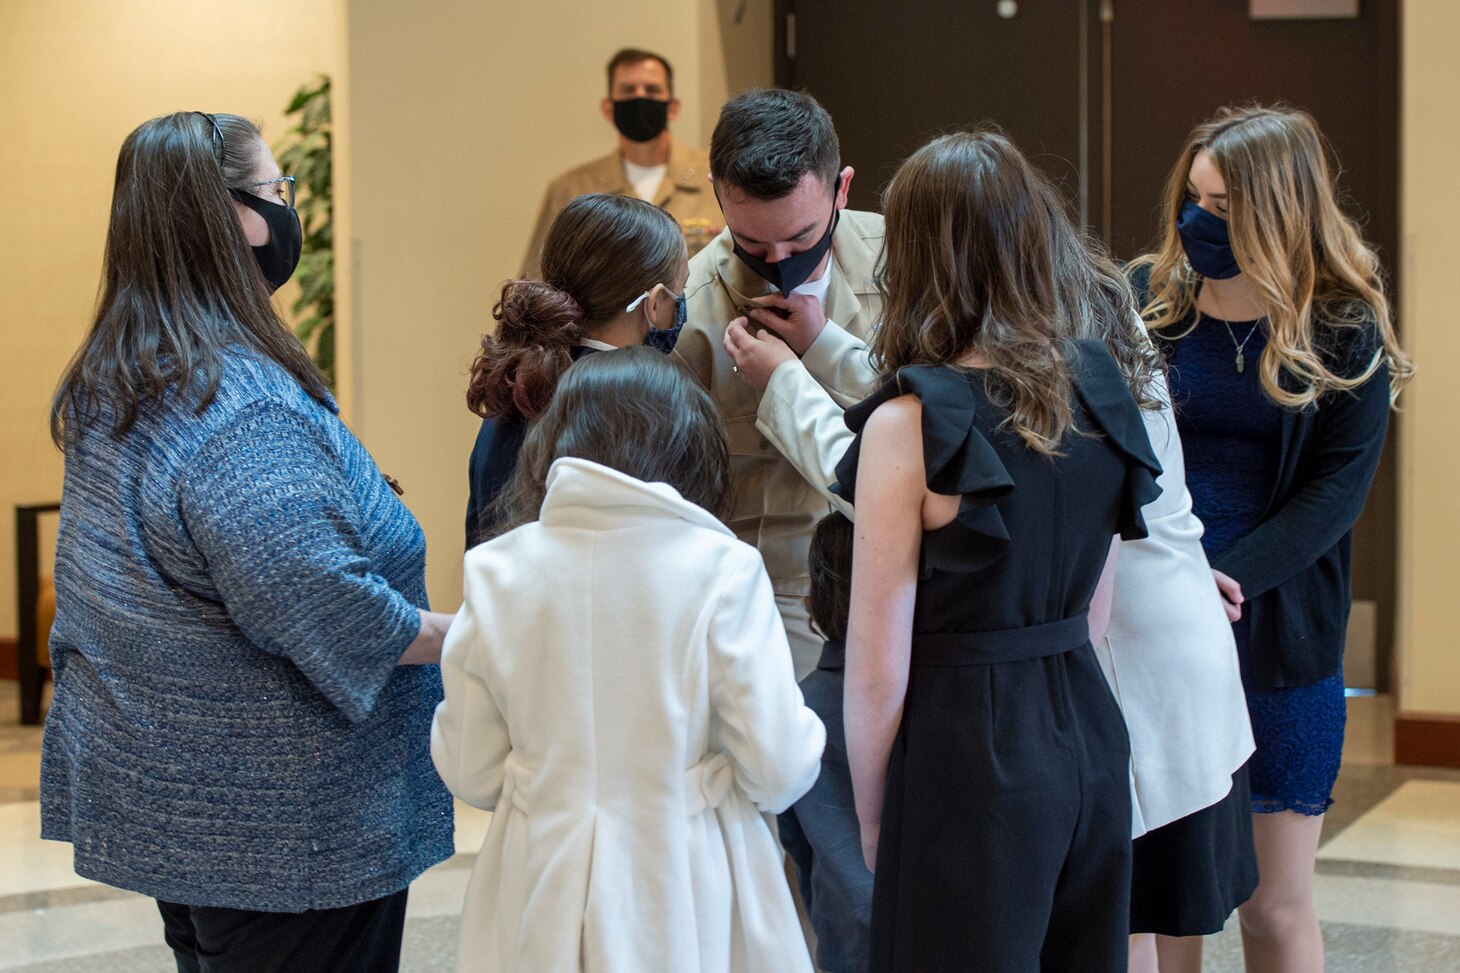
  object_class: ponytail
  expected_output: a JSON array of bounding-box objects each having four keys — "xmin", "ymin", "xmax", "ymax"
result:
[{"xmin": 466, "ymin": 279, "xmax": 585, "ymax": 421}]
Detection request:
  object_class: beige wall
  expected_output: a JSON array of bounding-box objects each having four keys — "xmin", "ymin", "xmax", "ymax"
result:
[
  {"xmin": 1396, "ymin": 1, "xmax": 1460, "ymax": 717},
  {"xmin": 345, "ymin": 0, "xmax": 772, "ymax": 611},
  {"xmin": 0, "ymin": 0, "xmax": 339, "ymax": 641},
  {"xmin": 0, "ymin": 0, "xmax": 768, "ymax": 639}
]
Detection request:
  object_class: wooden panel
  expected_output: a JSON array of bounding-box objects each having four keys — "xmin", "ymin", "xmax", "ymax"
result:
[
  {"xmin": 780, "ymin": 0, "xmax": 1090, "ymax": 212},
  {"xmin": 1395, "ymin": 713, "xmax": 1460, "ymax": 769}
]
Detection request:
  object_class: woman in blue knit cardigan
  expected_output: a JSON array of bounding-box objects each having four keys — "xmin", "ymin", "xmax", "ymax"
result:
[{"xmin": 41, "ymin": 112, "xmax": 456, "ymax": 973}]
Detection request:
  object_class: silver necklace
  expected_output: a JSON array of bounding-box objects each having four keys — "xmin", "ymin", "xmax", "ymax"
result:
[{"xmin": 1222, "ymin": 319, "xmax": 1261, "ymax": 373}]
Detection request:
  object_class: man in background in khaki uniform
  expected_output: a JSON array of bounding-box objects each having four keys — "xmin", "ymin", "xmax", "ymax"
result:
[
  {"xmin": 521, "ymin": 48, "xmax": 721, "ymax": 278},
  {"xmin": 673, "ymin": 88, "xmax": 883, "ymax": 680}
]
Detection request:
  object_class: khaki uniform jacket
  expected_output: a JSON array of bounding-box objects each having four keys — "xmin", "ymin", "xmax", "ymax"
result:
[
  {"xmin": 674, "ymin": 210, "xmax": 884, "ymax": 624},
  {"xmin": 521, "ymin": 139, "xmax": 722, "ymax": 278}
]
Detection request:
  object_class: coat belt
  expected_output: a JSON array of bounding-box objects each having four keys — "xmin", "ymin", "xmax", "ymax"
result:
[
  {"xmin": 685, "ymin": 752, "xmax": 734, "ymax": 815},
  {"xmin": 501, "ymin": 752, "xmax": 734, "ymax": 816}
]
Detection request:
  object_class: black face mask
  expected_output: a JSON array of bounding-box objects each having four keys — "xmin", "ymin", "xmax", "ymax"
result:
[
  {"xmin": 612, "ymin": 98, "xmax": 670, "ymax": 143},
  {"xmin": 1176, "ymin": 199, "xmax": 1241, "ymax": 280},
  {"xmin": 730, "ymin": 182, "xmax": 840, "ymax": 295},
  {"xmin": 230, "ymin": 189, "xmax": 303, "ymax": 292}
]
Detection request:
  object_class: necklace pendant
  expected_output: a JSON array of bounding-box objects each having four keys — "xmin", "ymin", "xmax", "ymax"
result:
[{"xmin": 1236, "ymin": 349, "xmax": 1245, "ymax": 373}]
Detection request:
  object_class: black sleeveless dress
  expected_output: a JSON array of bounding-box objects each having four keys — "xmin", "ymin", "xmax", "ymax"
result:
[{"xmin": 833, "ymin": 340, "xmax": 1162, "ymax": 973}]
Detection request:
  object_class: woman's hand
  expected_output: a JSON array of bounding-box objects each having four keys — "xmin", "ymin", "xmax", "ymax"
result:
[
  {"xmin": 724, "ymin": 316, "xmax": 797, "ymax": 394},
  {"xmin": 1212, "ymin": 569, "xmax": 1244, "ymax": 623}
]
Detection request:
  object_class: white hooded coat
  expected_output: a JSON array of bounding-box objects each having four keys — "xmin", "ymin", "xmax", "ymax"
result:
[{"xmin": 433, "ymin": 458, "xmax": 824, "ymax": 973}]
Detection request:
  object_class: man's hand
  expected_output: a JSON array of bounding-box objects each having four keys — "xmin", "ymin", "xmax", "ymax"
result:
[
  {"xmin": 724, "ymin": 316, "xmax": 797, "ymax": 394},
  {"xmin": 747, "ymin": 292, "xmax": 827, "ymax": 356},
  {"xmin": 1212, "ymin": 569, "xmax": 1244, "ymax": 623}
]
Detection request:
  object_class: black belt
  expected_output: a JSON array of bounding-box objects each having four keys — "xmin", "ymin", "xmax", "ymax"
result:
[{"xmin": 910, "ymin": 613, "xmax": 1091, "ymax": 666}]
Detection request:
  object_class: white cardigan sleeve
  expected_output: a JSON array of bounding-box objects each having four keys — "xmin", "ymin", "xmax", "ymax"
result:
[
  {"xmin": 431, "ymin": 581, "xmax": 511, "ymax": 811},
  {"xmin": 707, "ymin": 547, "xmax": 827, "ymax": 814},
  {"xmin": 798, "ymin": 319, "xmax": 878, "ymax": 408},
  {"xmin": 1098, "ymin": 327, "xmax": 1254, "ymax": 835},
  {"xmin": 755, "ymin": 360, "xmax": 858, "ymax": 520}
]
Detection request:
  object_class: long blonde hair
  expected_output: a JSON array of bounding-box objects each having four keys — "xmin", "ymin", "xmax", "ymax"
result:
[
  {"xmin": 875, "ymin": 130, "xmax": 1161, "ymax": 456},
  {"xmin": 1134, "ymin": 104, "xmax": 1412, "ymax": 408}
]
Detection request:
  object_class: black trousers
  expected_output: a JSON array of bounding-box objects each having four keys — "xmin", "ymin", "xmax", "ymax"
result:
[
  {"xmin": 870, "ymin": 646, "xmax": 1132, "ymax": 972},
  {"xmin": 156, "ymin": 889, "xmax": 409, "ymax": 973}
]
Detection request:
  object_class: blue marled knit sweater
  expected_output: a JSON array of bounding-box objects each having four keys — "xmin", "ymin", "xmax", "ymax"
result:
[{"xmin": 40, "ymin": 349, "xmax": 455, "ymax": 912}]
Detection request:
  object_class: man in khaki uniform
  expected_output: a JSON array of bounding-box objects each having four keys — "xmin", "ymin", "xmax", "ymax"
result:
[
  {"xmin": 521, "ymin": 48, "xmax": 722, "ymax": 278},
  {"xmin": 673, "ymin": 88, "xmax": 882, "ymax": 679}
]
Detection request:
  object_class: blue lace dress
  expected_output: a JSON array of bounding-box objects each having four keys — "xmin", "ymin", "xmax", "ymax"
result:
[{"xmin": 1167, "ymin": 317, "xmax": 1345, "ymax": 816}]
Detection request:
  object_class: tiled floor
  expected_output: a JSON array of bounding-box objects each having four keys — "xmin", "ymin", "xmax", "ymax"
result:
[{"xmin": 2, "ymin": 682, "xmax": 1458, "ymax": 971}]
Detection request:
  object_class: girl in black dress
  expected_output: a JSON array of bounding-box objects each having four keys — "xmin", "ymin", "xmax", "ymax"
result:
[
  {"xmin": 839, "ymin": 131, "xmax": 1165, "ymax": 972},
  {"xmin": 465, "ymin": 193, "xmax": 688, "ymax": 546}
]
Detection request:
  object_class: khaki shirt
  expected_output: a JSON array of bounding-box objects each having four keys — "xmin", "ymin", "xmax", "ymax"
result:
[
  {"xmin": 674, "ymin": 210, "xmax": 885, "ymax": 605},
  {"xmin": 521, "ymin": 140, "xmax": 722, "ymax": 278}
]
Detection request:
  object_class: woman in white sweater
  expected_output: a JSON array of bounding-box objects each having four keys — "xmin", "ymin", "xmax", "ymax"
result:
[{"xmin": 433, "ymin": 347, "xmax": 826, "ymax": 973}]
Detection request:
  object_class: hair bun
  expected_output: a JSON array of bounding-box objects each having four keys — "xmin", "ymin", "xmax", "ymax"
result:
[
  {"xmin": 494, "ymin": 278, "xmax": 585, "ymax": 345},
  {"xmin": 468, "ymin": 279, "xmax": 585, "ymax": 423}
]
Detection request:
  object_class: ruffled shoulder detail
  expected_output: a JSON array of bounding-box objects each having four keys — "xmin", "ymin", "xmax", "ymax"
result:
[
  {"xmin": 1068, "ymin": 339, "xmax": 1164, "ymax": 541},
  {"xmin": 833, "ymin": 365, "xmax": 1015, "ymax": 573}
]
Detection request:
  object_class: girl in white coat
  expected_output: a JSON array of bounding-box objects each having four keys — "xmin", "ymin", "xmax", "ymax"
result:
[{"xmin": 433, "ymin": 347, "xmax": 826, "ymax": 973}]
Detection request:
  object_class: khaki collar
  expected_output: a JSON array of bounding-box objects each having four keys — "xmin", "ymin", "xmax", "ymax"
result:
[
  {"xmin": 659, "ymin": 139, "xmax": 708, "ymax": 202},
  {"xmin": 591, "ymin": 139, "xmax": 706, "ymax": 205}
]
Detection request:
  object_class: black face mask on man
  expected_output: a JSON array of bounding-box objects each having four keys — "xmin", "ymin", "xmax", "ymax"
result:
[
  {"xmin": 229, "ymin": 188, "xmax": 303, "ymax": 292},
  {"xmin": 727, "ymin": 175, "xmax": 841, "ymax": 295},
  {"xmin": 612, "ymin": 98, "xmax": 670, "ymax": 143}
]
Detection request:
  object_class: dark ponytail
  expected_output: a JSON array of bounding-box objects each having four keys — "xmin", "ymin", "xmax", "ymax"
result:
[
  {"xmin": 466, "ymin": 280, "xmax": 585, "ymax": 421},
  {"xmin": 466, "ymin": 193, "xmax": 684, "ymax": 422}
]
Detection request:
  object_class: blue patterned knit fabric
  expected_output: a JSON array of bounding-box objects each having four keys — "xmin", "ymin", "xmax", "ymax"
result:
[
  {"xmin": 1168, "ymin": 319, "xmax": 1345, "ymax": 816},
  {"xmin": 40, "ymin": 349, "xmax": 455, "ymax": 911}
]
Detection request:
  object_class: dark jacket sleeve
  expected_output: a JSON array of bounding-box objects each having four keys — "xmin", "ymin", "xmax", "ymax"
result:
[{"xmin": 1211, "ymin": 327, "xmax": 1390, "ymax": 599}]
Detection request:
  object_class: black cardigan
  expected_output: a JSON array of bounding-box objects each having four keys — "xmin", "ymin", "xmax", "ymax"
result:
[
  {"xmin": 1135, "ymin": 269, "xmax": 1392, "ymax": 689},
  {"xmin": 464, "ymin": 344, "xmax": 598, "ymax": 549},
  {"xmin": 465, "ymin": 412, "xmax": 528, "ymax": 549}
]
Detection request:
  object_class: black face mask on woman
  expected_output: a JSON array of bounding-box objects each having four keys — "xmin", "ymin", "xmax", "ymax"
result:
[
  {"xmin": 230, "ymin": 189, "xmax": 303, "ymax": 292},
  {"xmin": 1176, "ymin": 199, "xmax": 1242, "ymax": 280},
  {"xmin": 642, "ymin": 290, "xmax": 688, "ymax": 355}
]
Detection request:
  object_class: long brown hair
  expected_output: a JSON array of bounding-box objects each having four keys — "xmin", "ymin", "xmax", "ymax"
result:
[
  {"xmin": 494, "ymin": 347, "xmax": 731, "ymax": 533},
  {"xmin": 1133, "ymin": 104, "xmax": 1413, "ymax": 408},
  {"xmin": 51, "ymin": 112, "xmax": 325, "ymax": 445},
  {"xmin": 874, "ymin": 130, "xmax": 1161, "ymax": 456},
  {"xmin": 468, "ymin": 194, "xmax": 685, "ymax": 422}
]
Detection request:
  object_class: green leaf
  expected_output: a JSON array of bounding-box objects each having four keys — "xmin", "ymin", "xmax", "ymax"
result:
[{"xmin": 275, "ymin": 72, "xmax": 334, "ymax": 387}]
